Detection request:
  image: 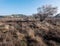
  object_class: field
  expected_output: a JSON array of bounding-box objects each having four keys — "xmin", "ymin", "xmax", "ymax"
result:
[{"xmin": 0, "ymin": 17, "xmax": 59, "ymax": 46}]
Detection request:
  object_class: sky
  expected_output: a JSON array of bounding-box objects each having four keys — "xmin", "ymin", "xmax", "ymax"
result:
[{"xmin": 0, "ymin": 0, "xmax": 60, "ymax": 15}]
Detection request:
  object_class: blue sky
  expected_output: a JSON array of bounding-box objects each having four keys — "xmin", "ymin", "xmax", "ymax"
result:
[{"xmin": 0, "ymin": 0, "xmax": 60, "ymax": 15}]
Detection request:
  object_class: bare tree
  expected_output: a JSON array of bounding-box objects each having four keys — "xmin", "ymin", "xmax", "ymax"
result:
[{"xmin": 37, "ymin": 5, "xmax": 57, "ymax": 21}]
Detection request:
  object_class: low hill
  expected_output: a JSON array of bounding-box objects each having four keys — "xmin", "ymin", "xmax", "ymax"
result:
[{"xmin": 55, "ymin": 13, "xmax": 60, "ymax": 18}]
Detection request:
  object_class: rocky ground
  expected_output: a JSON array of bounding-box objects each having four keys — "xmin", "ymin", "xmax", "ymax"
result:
[{"xmin": 0, "ymin": 18, "xmax": 60, "ymax": 46}]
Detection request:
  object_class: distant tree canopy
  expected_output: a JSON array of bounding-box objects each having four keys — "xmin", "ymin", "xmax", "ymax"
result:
[
  {"xmin": 36, "ymin": 5, "xmax": 58, "ymax": 21},
  {"xmin": 37, "ymin": 5, "xmax": 57, "ymax": 15}
]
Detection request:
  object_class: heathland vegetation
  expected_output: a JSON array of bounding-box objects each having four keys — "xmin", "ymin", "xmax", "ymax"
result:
[{"xmin": 0, "ymin": 5, "xmax": 60, "ymax": 46}]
